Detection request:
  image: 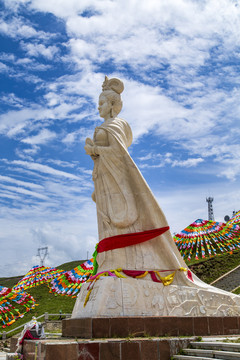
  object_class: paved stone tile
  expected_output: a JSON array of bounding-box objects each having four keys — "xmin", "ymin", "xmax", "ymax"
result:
[{"xmin": 213, "ymin": 266, "xmax": 240, "ymax": 291}]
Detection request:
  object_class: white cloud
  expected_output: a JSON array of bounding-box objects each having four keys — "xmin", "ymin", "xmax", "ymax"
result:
[
  {"xmin": 11, "ymin": 160, "xmax": 82, "ymax": 180},
  {"xmin": 27, "ymin": 0, "xmax": 91, "ymax": 18},
  {"xmin": 0, "ymin": 14, "xmax": 55, "ymax": 40},
  {"xmin": 0, "ymin": 206, "xmax": 98, "ymax": 276},
  {"xmin": 0, "ymin": 101, "xmax": 89, "ymax": 138},
  {"xmin": 0, "ymin": 61, "xmax": 8, "ymax": 72},
  {"xmin": 62, "ymin": 127, "xmax": 93, "ymax": 145},
  {"xmin": 138, "ymin": 151, "xmax": 204, "ymax": 169},
  {"xmin": 1, "ymin": 93, "xmax": 25, "ymax": 108},
  {"xmin": 121, "ymin": 78, "xmax": 214, "ymax": 140},
  {"xmin": 121, "ymin": 79, "xmax": 187, "ymax": 138},
  {"xmin": 16, "ymin": 145, "xmax": 40, "ymax": 159},
  {"xmin": 0, "ymin": 161, "xmax": 96, "ymax": 276},
  {"xmin": 0, "ymin": 175, "xmax": 43, "ymax": 189},
  {"xmin": 171, "ymin": 158, "xmax": 204, "ymax": 168},
  {"xmin": 44, "ymin": 92, "xmax": 62, "ymax": 107},
  {"xmin": 68, "ymin": 38, "xmax": 97, "ymax": 60},
  {"xmin": 7, "ymin": 123, "xmax": 29, "ymax": 137},
  {"xmin": 218, "ymin": 158, "xmax": 240, "ymax": 181},
  {"xmin": 0, "ymin": 184, "xmax": 48, "ymax": 200},
  {"xmin": 0, "ymin": 17, "xmax": 37, "ymax": 38},
  {"xmin": 0, "ymin": 53, "xmax": 15, "ymax": 62},
  {"xmin": 58, "ymin": 0, "xmax": 240, "ymax": 73},
  {"xmin": 22, "ymin": 129, "xmax": 57, "ymax": 145},
  {"xmin": 0, "ymin": 108, "xmax": 48, "ymax": 135},
  {"xmin": 16, "ymin": 58, "xmax": 52, "ymax": 71},
  {"xmin": 47, "ymin": 159, "xmax": 76, "ymax": 168},
  {"xmin": 20, "ymin": 42, "xmax": 59, "ymax": 60}
]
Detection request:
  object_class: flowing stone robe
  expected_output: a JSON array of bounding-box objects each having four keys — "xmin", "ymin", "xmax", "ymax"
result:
[{"xmin": 92, "ymin": 117, "xmax": 191, "ymax": 280}]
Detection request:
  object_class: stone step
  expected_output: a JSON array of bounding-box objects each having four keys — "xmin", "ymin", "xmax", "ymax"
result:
[
  {"xmin": 13, "ymin": 336, "xmax": 195, "ymax": 360},
  {"xmin": 212, "ymin": 266, "xmax": 240, "ymax": 292},
  {"xmin": 184, "ymin": 348, "xmax": 240, "ymax": 359},
  {"xmin": 190, "ymin": 341, "xmax": 240, "ymax": 352}
]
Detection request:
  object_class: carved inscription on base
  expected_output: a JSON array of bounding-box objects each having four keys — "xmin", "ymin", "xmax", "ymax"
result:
[{"xmin": 72, "ymin": 277, "xmax": 240, "ymax": 318}]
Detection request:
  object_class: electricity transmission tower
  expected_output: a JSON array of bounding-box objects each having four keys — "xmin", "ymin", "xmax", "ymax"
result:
[
  {"xmin": 37, "ymin": 246, "xmax": 48, "ymax": 267},
  {"xmin": 206, "ymin": 197, "xmax": 214, "ymax": 221}
]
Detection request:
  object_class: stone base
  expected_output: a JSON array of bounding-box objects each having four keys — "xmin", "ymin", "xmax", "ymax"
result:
[
  {"xmin": 11, "ymin": 336, "xmax": 196, "ymax": 360},
  {"xmin": 71, "ymin": 276, "xmax": 240, "ymax": 318},
  {"xmin": 10, "ymin": 316, "xmax": 240, "ymax": 360},
  {"xmin": 62, "ymin": 316, "xmax": 240, "ymax": 339}
]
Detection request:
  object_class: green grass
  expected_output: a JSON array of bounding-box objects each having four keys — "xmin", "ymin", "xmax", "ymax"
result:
[
  {"xmin": 28, "ymin": 284, "xmax": 76, "ymax": 315},
  {"xmin": 233, "ymin": 287, "xmax": 240, "ymax": 295},
  {"xmin": 56, "ymin": 259, "xmax": 87, "ymax": 271},
  {"xmin": 0, "ymin": 276, "xmax": 24, "ymax": 289},
  {"xmin": 187, "ymin": 249, "xmax": 240, "ymax": 284}
]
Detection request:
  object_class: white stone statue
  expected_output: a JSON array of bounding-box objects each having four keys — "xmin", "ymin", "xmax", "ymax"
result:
[
  {"xmin": 84, "ymin": 76, "xmax": 186, "ymax": 272},
  {"xmin": 72, "ymin": 76, "xmax": 240, "ymax": 318}
]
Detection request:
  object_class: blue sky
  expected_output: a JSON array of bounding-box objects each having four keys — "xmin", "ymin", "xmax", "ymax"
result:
[{"xmin": 0, "ymin": 0, "xmax": 240, "ymax": 277}]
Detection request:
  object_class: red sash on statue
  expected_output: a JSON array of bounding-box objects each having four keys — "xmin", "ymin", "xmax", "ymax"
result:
[{"xmin": 97, "ymin": 226, "xmax": 169, "ymax": 253}]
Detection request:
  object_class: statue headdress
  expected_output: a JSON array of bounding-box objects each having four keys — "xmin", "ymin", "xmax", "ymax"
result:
[{"xmin": 102, "ymin": 76, "xmax": 124, "ymax": 94}]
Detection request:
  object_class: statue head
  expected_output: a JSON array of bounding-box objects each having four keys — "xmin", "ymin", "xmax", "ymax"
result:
[{"xmin": 98, "ymin": 76, "xmax": 124, "ymax": 119}]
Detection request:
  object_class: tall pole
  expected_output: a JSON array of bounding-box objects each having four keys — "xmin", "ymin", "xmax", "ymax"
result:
[
  {"xmin": 206, "ymin": 197, "xmax": 214, "ymax": 221},
  {"xmin": 37, "ymin": 246, "xmax": 48, "ymax": 267}
]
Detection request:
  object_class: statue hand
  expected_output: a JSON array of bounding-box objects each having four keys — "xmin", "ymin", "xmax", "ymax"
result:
[
  {"xmin": 85, "ymin": 137, "xmax": 94, "ymax": 146},
  {"xmin": 84, "ymin": 143, "xmax": 94, "ymax": 155}
]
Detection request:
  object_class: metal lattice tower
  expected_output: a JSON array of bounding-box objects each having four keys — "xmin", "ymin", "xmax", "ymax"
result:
[
  {"xmin": 206, "ymin": 197, "xmax": 214, "ymax": 221},
  {"xmin": 37, "ymin": 246, "xmax": 48, "ymax": 267}
]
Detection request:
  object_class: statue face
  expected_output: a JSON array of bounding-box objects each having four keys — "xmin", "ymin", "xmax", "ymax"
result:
[{"xmin": 98, "ymin": 94, "xmax": 110, "ymax": 119}]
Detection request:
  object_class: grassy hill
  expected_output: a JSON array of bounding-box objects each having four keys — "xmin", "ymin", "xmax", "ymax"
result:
[
  {"xmin": 0, "ymin": 276, "xmax": 23, "ymax": 289},
  {"xmin": 56, "ymin": 259, "xmax": 87, "ymax": 271},
  {"xmin": 0, "ymin": 259, "xmax": 86, "ymax": 289}
]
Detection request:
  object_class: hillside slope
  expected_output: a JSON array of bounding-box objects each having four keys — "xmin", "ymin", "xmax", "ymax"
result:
[
  {"xmin": 0, "ymin": 259, "xmax": 85, "ymax": 288},
  {"xmin": 188, "ymin": 249, "xmax": 240, "ymax": 284}
]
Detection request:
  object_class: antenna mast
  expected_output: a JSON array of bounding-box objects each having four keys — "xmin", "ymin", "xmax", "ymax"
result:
[
  {"xmin": 37, "ymin": 246, "xmax": 48, "ymax": 267},
  {"xmin": 206, "ymin": 197, "xmax": 214, "ymax": 221}
]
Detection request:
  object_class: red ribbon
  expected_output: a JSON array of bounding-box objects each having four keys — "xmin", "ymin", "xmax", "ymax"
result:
[
  {"xmin": 122, "ymin": 270, "xmax": 162, "ymax": 283},
  {"xmin": 187, "ymin": 270, "xmax": 193, "ymax": 282},
  {"xmin": 97, "ymin": 226, "xmax": 169, "ymax": 253},
  {"xmin": 19, "ymin": 330, "xmax": 39, "ymax": 344}
]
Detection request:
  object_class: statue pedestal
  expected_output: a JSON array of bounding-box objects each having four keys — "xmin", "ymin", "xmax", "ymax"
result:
[
  {"xmin": 71, "ymin": 276, "xmax": 240, "ymax": 318},
  {"xmin": 62, "ymin": 314, "xmax": 240, "ymax": 339}
]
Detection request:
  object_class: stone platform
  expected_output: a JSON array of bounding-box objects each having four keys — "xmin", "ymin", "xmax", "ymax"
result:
[
  {"xmin": 62, "ymin": 316, "xmax": 240, "ymax": 338},
  {"xmin": 10, "ymin": 316, "xmax": 240, "ymax": 360},
  {"xmin": 11, "ymin": 336, "xmax": 195, "ymax": 360}
]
